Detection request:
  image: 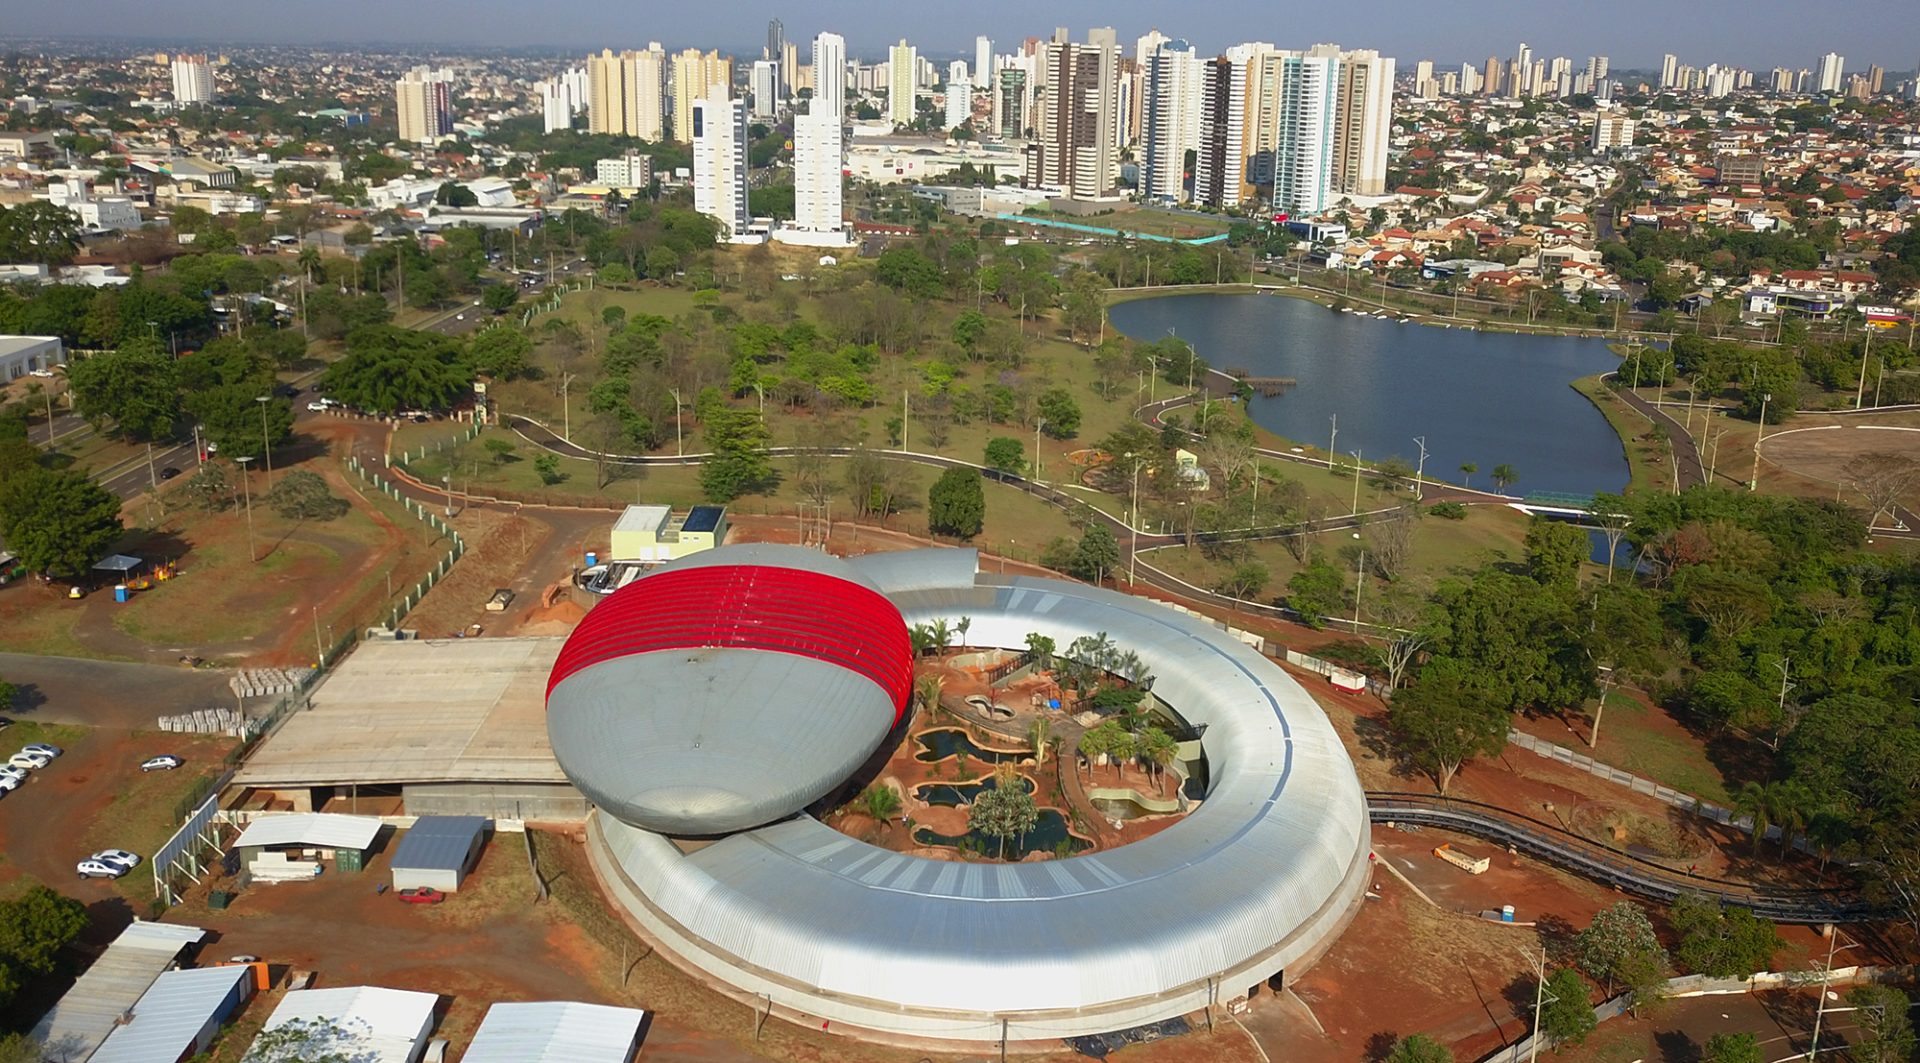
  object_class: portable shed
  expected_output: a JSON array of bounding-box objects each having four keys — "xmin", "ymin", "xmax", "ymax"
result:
[
  {"xmin": 233, "ymin": 812, "xmax": 383, "ymax": 879},
  {"xmin": 389, "ymin": 815, "xmax": 488, "ymax": 892},
  {"xmin": 462, "ymin": 1001, "xmax": 648, "ymax": 1063},
  {"xmin": 253, "ymin": 986, "xmax": 438, "ymax": 1063},
  {"xmin": 89, "ymin": 963, "xmax": 252, "ymax": 1063}
]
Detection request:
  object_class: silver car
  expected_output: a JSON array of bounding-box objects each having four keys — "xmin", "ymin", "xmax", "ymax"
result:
[{"xmin": 76, "ymin": 860, "xmax": 126, "ymax": 879}]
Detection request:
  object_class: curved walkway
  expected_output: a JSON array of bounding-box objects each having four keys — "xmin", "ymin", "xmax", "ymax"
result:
[{"xmin": 1366, "ymin": 792, "xmax": 1873, "ymax": 923}]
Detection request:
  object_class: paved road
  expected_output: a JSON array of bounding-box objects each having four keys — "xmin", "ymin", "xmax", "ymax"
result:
[
  {"xmin": 1609, "ymin": 373, "xmax": 1707, "ymax": 490},
  {"xmin": 0, "ymin": 652, "xmax": 238, "ymax": 729}
]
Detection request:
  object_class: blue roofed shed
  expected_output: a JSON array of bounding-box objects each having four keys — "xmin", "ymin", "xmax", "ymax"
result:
[{"xmin": 389, "ymin": 815, "xmax": 489, "ymax": 892}]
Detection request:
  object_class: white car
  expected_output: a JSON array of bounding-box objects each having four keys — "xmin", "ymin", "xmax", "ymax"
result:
[
  {"xmin": 8, "ymin": 752, "xmax": 51, "ymax": 771},
  {"xmin": 23, "ymin": 743, "xmax": 61, "ymax": 758},
  {"xmin": 306, "ymin": 400, "xmax": 331, "ymax": 412},
  {"xmin": 0, "ymin": 765, "xmax": 26, "ymax": 784},
  {"xmin": 76, "ymin": 860, "xmax": 126, "ymax": 879},
  {"xmin": 29, "ymin": 368, "xmax": 54, "ymax": 377},
  {"xmin": 92, "ymin": 849, "xmax": 141, "ymax": 871},
  {"xmin": 141, "ymin": 755, "xmax": 183, "ymax": 772},
  {"xmin": 0, "ymin": 775, "xmax": 19, "ymax": 794}
]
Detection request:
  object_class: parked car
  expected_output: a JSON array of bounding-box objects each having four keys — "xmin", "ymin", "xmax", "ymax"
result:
[
  {"xmin": 141, "ymin": 755, "xmax": 183, "ymax": 772},
  {"xmin": 76, "ymin": 860, "xmax": 126, "ymax": 879},
  {"xmin": 160, "ymin": 467, "xmax": 181, "ymax": 481},
  {"xmin": 307, "ymin": 397, "xmax": 340, "ymax": 412},
  {"xmin": 23, "ymin": 743, "xmax": 61, "ymax": 758},
  {"xmin": 0, "ymin": 765, "xmax": 26, "ymax": 784},
  {"xmin": 396, "ymin": 887, "xmax": 446, "ymax": 905},
  {"xmin": 92, "ymin": 849, "xmax": 141, "ymax": 871},
  {"xmin": 8, "ymin": 752, "xmax": 51, "ymax": 771},
  {"xmin": 0, "ymin": 775, "xmax": 20, "ymax": 794}
]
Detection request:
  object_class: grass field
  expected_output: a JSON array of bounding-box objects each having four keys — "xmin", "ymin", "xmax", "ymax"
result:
[{"xmin": 1571, "ymin": 376, "xmax": 1667, "ymax": 494}]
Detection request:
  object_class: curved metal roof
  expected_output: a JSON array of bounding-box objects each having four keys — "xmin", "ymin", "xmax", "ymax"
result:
[{"xmin": 590, "ymin": 564, "xmax": 1372, "ymax": 1040}]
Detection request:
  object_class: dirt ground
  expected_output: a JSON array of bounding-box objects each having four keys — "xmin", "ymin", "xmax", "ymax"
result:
[{"xmin": 1758, "ymin": 415, "xmax": 1920, "ymax": 516}]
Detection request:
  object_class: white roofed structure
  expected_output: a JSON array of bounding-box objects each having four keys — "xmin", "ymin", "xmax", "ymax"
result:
[
  {"xmin": 90, "ymin": 964, "xmax": 251, "ymax": 1063},
  {"xmin": 462, "ymin": 1001, "xmax": 647, "ymax": 1063},
  {"xmin": 33, "ymin": 921, "xmax": 210, "ymax": 1061},
  {"xmin": 233, "ymin": 812, "xmax": 382, "ymax": 851},
  {"xmin": 253, "ymin": 986, "xmax": 437, "ymax": 1063}
]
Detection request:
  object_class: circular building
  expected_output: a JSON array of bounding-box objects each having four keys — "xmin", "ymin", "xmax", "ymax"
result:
[
  {"xmin": 554, "ymin": 545, "xmax": 1371, "ymax": 1044},
  {"xmin": 546, "ymin": 545, "xmax": 912, "ymax": 836}
]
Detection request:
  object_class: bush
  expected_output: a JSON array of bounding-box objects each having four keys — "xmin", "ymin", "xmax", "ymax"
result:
[
  {"xmin": 1428, "ymin": 501, "xmax": 1468, "ymax": 520},
  {"xmin": 266, "ymin": 470, "xmax": 350, "ymax": 521}
]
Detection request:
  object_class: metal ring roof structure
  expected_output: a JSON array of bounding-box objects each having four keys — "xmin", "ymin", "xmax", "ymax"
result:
[
  {"xmin": 548, "ymin": 545, "xmax": 910, "ymax": 836},
  {"xmin": 586, "ymin": 548, "xmax": 1371, "ymax": 1043}
]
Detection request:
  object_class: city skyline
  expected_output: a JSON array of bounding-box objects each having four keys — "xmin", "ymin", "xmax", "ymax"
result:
[{"xmin": 5, "ymin": 0, "xmax": 1919, "ymax": 71}]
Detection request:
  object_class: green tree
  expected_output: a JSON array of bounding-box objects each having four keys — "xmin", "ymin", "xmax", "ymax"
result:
[
  {"xmin": 928, "ymin": 466, "xmax": 986, "ymax": 539},
  {"xmin": 1847, "ymin": 985, "xmax": 1915, "ymax": 1063},
  {"xmin": 322, "ymin": 326, "xmax": 471, "ymax": 414},
  {"xmin": 1067, "ymin": 524, "xmax": 1120, "ymax": 583},
  {"xmin": 0, "ymin": 200, "xmax": 83, "ymax": 265},
  {"xmin": 265, "ymin": 470, "xmax": 349, "ymax": 521},
  {"xmin": 1223, "ymin": 561, "xmax": 1270, "ymax": 600},
  {"xmin": 1524, "ymin": 518, "xmax": 1589, "ymax": 591},
  {"xmin": 179, "ymin": 462, "xmax": 232, "ymax": 512},
  {"xmin": 186, "ymin": 386, "xmax": 293, "ymax": 461},
  {"xmin": 861, "ymin": 783, "xmax": 903, "ymax": 821},
  {"xmin": 984, "ymin": 436, "xmax": 1024, "ymax": 474},
  {"xmin": 1430, "ymin": 570, "xmax": 1594, "ymax": 713},
  {"xmin": 434, "ymin": 181, "xmax": 479, "ymax": 207},
  {"xmin": 1668, "ymin": 894, "xmax": 1782, "ymax": 977},
  {"xmin": 1458, "ymin": 462, "xmax": 1477, "ymax": 488},
  {"xmin": 698, "ymin": 406, "xmax": 774, "ymax": 502},
  {"xmin": 1538, "ymin": 968, "xmax": 1597, "ymax": 1046},
  {"xmin": 1702, "ymin": 1033, "xmax": 1761, "ymax": 1063},
  {"xmin": 1491, "ymin": 463, "xmax": 1519, "ymax": 490},
  {"xmin": 1574, "ymin": 901, "xmax": 1665, "ymax": 994},
  {"xmin": 243, "ymin": 1016, "xmax": 355, "ymax": 1063},
  {"xmin": 952, "ymin": 308, "xmax": 990, "ymax": 360},
  {"xmin": 0, "ymin": 884, "xmax": 88, "ymax": 1010},
  {"xmin": 1036, "ymin": 388, "xmax": 1081, "ymax": 438},
  {"xmin": 968, "ymin": 766, "xmax": 1039, "ymax": 859},
  {"xmin": 0, "ymin": 468, "xmax": 124, "ymax": 577},
  {"xmin": 533, "ymin": 453, "xmax": 565, "ymax": 485},
  {"xmin": 1389, "ymin": 659, "xmax": 1510, "ymax": 794},
  {"xmin": 468, "ymin": 327, "xmax": 533, "ymax": 380},
  {"xmin": 481, "ymin": 284, "xmax": 519, "ymax": 313},
  {"xmin": 1287, "ymin": 556, "xmax": 1346, "ymax": 628},
  {"xmin": 1384, "ymin": 1034, "xmax": 1452, "ymax": 1063},
  {"xmin": 66, "ymin": 340, "xmax": 180, "ymax": 441}
]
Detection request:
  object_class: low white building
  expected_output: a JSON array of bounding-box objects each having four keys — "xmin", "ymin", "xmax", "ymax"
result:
[
  {"xmin": 43, "ymin": 179, "xmax": 142, "ymax": 232},
  {"xmin": 0, "ymin": 335, "xmax": 63, "ymax": 381},
  {"xmin": 594, "ymin": 153, "xmax": 653, "ymax": 189},
  {"xmin": 368, "ymin": 177, "xmax": 444, "ymax": 210},
  {"xmin": 252, "ymin": 986, "xmax": 437, "ymax": 1063},
  {"xmin": 165, "ymin": 188, "xmax": 264, "ymax": 216},
  {"xmin": 463, "ymin": 1001, "xmax": 648, "ymax": 1063}
]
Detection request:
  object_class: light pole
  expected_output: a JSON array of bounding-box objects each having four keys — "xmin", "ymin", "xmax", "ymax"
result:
[
  {"xmin": 254, "ymin": 395, "xmax": 274, "ymax": 488},
  {"xmin": 1032, "ymin": 418, "xmax": 1046, "ymax": 481},
  {"xmin": 1806, "ymin": 928, "xmax": 1857, "ymax": 1063},
  {"xmin": 561, "ymin": 374, "xmax": 575, "ymax": 442},
  {"xmin": 235, "ymin": 456, "xmax": 257, "ymax": 562},
  {"xmin": 1125, "ymin": 452, "xmax": 1142, "ymax": 585},
  {"xmin": 442, "ymin": 473, "xmax": 454, "ymax": 517},
  {"xmin": 1328, "ymin": 414, "xmax": 1338, "ymax": 469},
  {"xmin": 1749, "ymin": 393, "xmax": 1770, "ymax": 492},
  {"xmin": 1350, "ymin": 449, "xmax": 1363, "ymax": 515},
  {"xmin": 1854, "ymin": 326, "xmax": 1875, "ymax": 409},
  {"xmin": 1522, "ymin": 947, "xmax": 1554, "ymax": 1063},
  {"xmin": 1412, "ymin": 436, "xmax": 1428, "ymax": 501},
  {"xmin": 1351, "ymin": 532, "xmax": 1366, "ymax": 630},
  {"xmin": 668, "ymin": 386, "xmax": 682, "ymax": 458}
]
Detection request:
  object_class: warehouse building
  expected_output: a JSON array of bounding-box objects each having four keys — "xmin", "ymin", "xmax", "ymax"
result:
[
  {"xmin": 89, "ymin": 964, "xmax": 253, "ymax": 1063},
  {"xmin": 463, "ymin": 1001, "xmax": 648, "ymax": 1062},
  {"xmin": 389, "ymin": 815, "xmax": 489, "ymax": 892},
  {"xmin": 252, "ymin": 986, "xmax": 438, "ymax": 1063},
  {"xmin": 0, "ymin": 334, "xmax": 63, "ymax": 381},
  {"xmin": 33, "ymin": 921, "xmax": 209, "ymax": 1060}
]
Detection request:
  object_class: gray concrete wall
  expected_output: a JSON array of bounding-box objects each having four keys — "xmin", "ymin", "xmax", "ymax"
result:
[{"xmin": 402, "ymin": 782, "xmax": 589, "ymax": 823}]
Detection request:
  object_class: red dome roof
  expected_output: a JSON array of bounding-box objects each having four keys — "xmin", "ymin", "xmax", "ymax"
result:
[{"xmin": 547, "ymin": 562, "xmax": 913, "ymax": 719}]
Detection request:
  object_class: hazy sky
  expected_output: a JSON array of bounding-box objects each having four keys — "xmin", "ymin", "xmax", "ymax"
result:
[{"xmin": 9, "ymin": 0, "xmax": 1920, "ymax": 71}]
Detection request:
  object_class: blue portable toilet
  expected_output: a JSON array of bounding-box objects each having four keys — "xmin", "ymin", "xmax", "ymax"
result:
[
  {"xmin": 113, "ymin": 584, "xmax": 129, "ymax": 603},
  {"xmin": 585, "ymin": 551, "xmax": 598, "ymax": 567}
]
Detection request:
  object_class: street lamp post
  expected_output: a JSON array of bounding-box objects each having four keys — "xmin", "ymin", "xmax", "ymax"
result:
[
  {"xmin": 1412, "ymin": 436, "xmax": 1428, "ymax": 501},
  {"xmin": 235, "ymin": 456, "xmax": 257, "ymax": 562},
  {"xmin": 1328, "ymin": 414, "xmax": 1337, "ymax": 469},
  {"xmin": 1749, "ymin": 393, "xmax": 1770, "ymax": 491},
  {"xmin": 1351, "ymin": 532, "xmax": 1367, "ymax": 630},
  {"xmin": 1032, "ymin": 418, "xmax": 1046, "ymax": 481},
  {"xmin": 668, "ymin": 386, "xmax": 683, "ymax": 458},
  {"xmin": 255, "ymin": 395, "xmax": 274, "ymax": 488},
  {"xmin": 1350, "ymin": 449, "xmax": 1363, "ymax": 514},
  {"xmin": 1125, "ymin": 453, "xmax": 1142, "ymax": 585}
]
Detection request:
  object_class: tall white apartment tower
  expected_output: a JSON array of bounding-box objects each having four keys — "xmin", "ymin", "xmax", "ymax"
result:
[
  {"xmin": 692, "ymin": 95, "xmax": 749, "ymax": 240},
  {"xmin": 1331, "ymin": 49, "xmax": 1394, "ymax": 197},
  {"xmin": 782, "ymin": 106, "xmax": 849, "ymax": 246},
  {"xmin": 1031, "ymin": 36, "xmax": 1119, "ymax": 199},
  {"xmin": 172, "ymin": 54, "xmax": 214, "ymax": 105},
  {"xmin": 975, "ymin": 38, "xmax": 994, "ymax": 89},
  {"xmin": 1141, "ymin": 39, "xmax": 1202, "ymax": 203},
  {"xmin": 751, "ymin": 61, "xmax": 780, "ymax": 118},
  {"xmin": 888, "ymin": 40, "xmax": 918, "ymax": 125},
  {"xmin": 1817, "ymin": 52, "xmax": 1845, "ymax": 93},
  {"xmin": 1512, "ymin": 43, "xmax": 1532, "ymax": 95},
  {"xmin": 813, "ymin": 33, "xmax": 846, "ymax": 120},
  {"xmin": 1268, "ymin": 50, "xmax": 1340, "ymax": 214},
  {"xmin": 1660, "ymin": 53, "xmax": 1680, "ymax": 89}
]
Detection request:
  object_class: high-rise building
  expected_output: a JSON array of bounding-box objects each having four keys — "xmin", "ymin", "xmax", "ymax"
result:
[
  {"xmin": 889, "ymin": 40, "xmax": 918, "ymax": 125},
  {"xmin": 1192, "ymin": 55, "xmax": 1247, "ymax": 208},
  {"xmin": 993, "ymin": 67, "xmax": 1029, "ymax": 138},
  {"xmin": 395, "ymin": 66, "xmax": 453, "ymax": 144},
  {"xmin": 1459, "ymin": 63, "xmax": 1482, "ymax": 95},
  {"xmin": 766, "ymin": 19, "xmax": 786, "ymax": 94},
  {"xmin": 672, "ymin": 49, "xmax": 732, "ymax": 142},
  {"xmin": 781, "ymin": 106, "xmax": 848, "ymax": 246},
  {"xmin": 692, "ymin": 94, "xmax": 749, "ymax": 239},
  {"xmin": 171, "ymin": 54, "xmax": 214, "ymax": 105},
  {"xmin": 1267, "ymin": 49, "xmax": 1339, "ymax": 214},
  {"xmin": 1868, "ymin": 65, "xmax": 1885, "ymax": 94},
  {"xmin": 539, "ymin": 67, "xmax": 588, "ymax": 134},
  {"xmin": 1031, "ymin": 36, "xmax": 1119, "ymax": 199},
  {"xmin": 1330, "ymin": 49, "xmax": 1393, "ymax": 197},
  {"xmin": 1660, "ymin": 53, "xmax": 1679, "ymax": 89},
  {"xmin": 1591, "ymin": 114, "xmax": 1635, "ymax": 153},
  {"xmin": 976, "ymin": 37, "xmax": 994, "ymax": 89},
  {"xmin": 1484, "ymin": 56, "xmax": 1502, "ymax": 97},
  {"xmin": 751, "ymin": 60, "xmax": 780, "ymax": 119},
  {"xmin": 1141, "ymin": 38, "xmax": 1201, "ymax": 202},
  {"xmin": 587, "ymin": 48, "xmax": 667, "ymax": 141},
  {"xmin": 1413, "ymin": 59, "xmax": 1438, "ymax": 99},
  {"xmin": 1512, "ymin": 43, "xmax": 1532, "ymax": 96},
  {"xmin": 1817, "ymin": 52, "xmax": 1845, "ymax": 94},
  {"xmin": 945, "ymin": 79, "xmax": 972, "ymax": 129},
  {"xmin": 813, "ymin": 32, "xmax": 846, "ymax": 120}
]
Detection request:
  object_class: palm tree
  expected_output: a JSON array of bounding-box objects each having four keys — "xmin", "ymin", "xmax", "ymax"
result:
[
  {"xmin": 296, "ymin": 246, "xmax": 322, "ymax": 283},
  {"xmin": 1491, "ymin": 464, "xmax": 1519, "ymax": 491},
  {"xmin": 955, "ymin": 616, "xmax": 972, "ymax": 651},
  {"xmin": 915, "ymin": 675, "xmax": 945, "ymax": 722},
  {"xmin": 928, "ymin": 617, "xmax": 953, "ymax": 654},
  {"xmin": 1459, "ymin": 462, "xmax": 1477, "ymax": 488},
  {"xmin": 1732, "ymin": 781, "xmax": 1807, "ymax": 855},
  {"xmin": 1107, "ymin": 728, "xmax": 1136, "ymax": 783},
  {"xmin": 1140, "ymin": 728, "xmax": 1181, "ymax": 796},
  {"xmin": 1076, "ymin": 727, "xmax": 1108, "ymax": 780}
]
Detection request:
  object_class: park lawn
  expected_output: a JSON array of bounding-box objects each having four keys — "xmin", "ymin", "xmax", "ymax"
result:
[
  {"xmin": 1575, "ymin": 690, "xmax": 1734, "ymax": 806},
  {"xmin": 78, "ymin": 733, "xmax": 239, "ymax": 906},
  {"xmin": 1572, "ymin": 375, "xmax": 1668, "ymax": 494},
  {"xmin": 1142, "ymin": 502, "xmax": 1530, "ymax": 602},
  {"xmin": 1070, "ymin": 206, "xmax": 1231, "ymax": 240},
  {"xmin": 0, "ymin": 585, "xmax": 94, "ymax": 658}
]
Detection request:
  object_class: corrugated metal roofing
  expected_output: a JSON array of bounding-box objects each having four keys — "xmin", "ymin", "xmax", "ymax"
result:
[
  {"xmin": 31, "ymin": 921, "xmax": 209, "ymax": 1059},
  {"xmin": 255, "ymin": 986, "xmax": 437, "ymax": 1063},
  {"xmin": 590, "ymin": 566, "xmax": 1372, "ymax": 1039},
  {"xmin": 90, "ymin": 964, "xmax": 248, "ymax": 1063},
  {"xmin": 233, "ymin": 812, "xmax": 383, "ymax": 851},
  {"xmin": 390, "ymin": 816, "xmax": 487, "ymax": 872},
  {"xmin": 462, "ymin": 1001, "xmax": 646, "ymax": 1063}
]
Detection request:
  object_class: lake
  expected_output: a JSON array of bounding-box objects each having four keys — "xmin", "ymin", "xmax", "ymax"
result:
[{"xmin": 1107, "ymin": 292, "xmax": 1630, "ymax": 496}]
